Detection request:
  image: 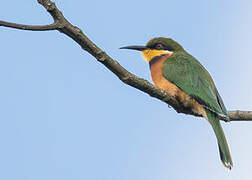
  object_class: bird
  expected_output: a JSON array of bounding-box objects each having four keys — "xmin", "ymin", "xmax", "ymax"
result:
[{"xmin": 120, "ymin": 37, "xmax": 233, "ymax": 169}]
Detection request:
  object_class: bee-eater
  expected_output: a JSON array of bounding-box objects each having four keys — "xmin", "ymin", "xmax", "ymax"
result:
[{"xmin": 120, "ymin": 37, "xmax": 232, "ymax": 169}]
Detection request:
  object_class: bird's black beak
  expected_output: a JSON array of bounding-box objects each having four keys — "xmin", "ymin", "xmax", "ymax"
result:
[{"xmin": 120, "ymin": 45, "xmax": 148, "ymax": 51}]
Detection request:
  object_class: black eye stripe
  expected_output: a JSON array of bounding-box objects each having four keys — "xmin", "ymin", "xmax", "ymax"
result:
[
  {"xmin": 147, "ymin": 43, "xmax": 174, "ymax": 51},
  {"xmin": 155, "ymin": 43, "xmax": 164, "ymax": 49},
  {"xmin": 148, "ymin": 43, "xmax": 165, "ymax": 49}
]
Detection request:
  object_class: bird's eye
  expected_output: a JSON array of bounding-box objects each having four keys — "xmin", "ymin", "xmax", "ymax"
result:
[{"xmin": 155, "ymin": 43, "xmax": 164, "ymax": 50}]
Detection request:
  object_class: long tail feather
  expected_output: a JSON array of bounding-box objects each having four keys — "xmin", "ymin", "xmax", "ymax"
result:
[{"xmin": 205, "ymin": 109, "xmax": 233, "ymax": 169}]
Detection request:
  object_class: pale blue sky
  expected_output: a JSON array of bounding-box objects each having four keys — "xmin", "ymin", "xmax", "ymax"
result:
[{"xmin": 1, "ymin": 0, "xmax": 252, "ymax": 180}]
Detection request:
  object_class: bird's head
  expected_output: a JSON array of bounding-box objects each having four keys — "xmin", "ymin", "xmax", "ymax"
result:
[{"xmin": 120, "ymin": 37, "xmax": 184, "ymax": 62}]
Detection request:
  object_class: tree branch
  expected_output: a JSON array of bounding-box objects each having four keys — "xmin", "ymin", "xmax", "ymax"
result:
[
  {"xmin": 228, "ymin": 111, "xmax": 252, "ymax": 121},
  {"xmin": 1, "ymin": 0, "xmax": 251, "ymax": 122},
  {"xmin": 0, "ymin": 20, "xmax": 59, "ymax": 31}
]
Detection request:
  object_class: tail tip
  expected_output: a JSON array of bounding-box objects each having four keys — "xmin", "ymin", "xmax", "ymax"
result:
[{"xmin": 224, "ymin": 161, "xmax": 233, "ymax": 170}]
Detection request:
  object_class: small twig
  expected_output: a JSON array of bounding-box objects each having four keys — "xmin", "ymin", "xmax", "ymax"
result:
[
  {"xmin": 0, "ymin": 20, "xmax": 59, "ymax": 31},
  {"xmin": 0, "ymin": 0, "xmax": 251, "ymax": 122}
]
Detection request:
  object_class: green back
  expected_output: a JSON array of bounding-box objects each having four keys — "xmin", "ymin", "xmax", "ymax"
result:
[{"xmin": 163, "ymin": 51, "xmax": 228, "ymax": 118}]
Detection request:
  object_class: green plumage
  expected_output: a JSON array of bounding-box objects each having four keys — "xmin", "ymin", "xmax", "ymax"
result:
[
  {"xmin": 205, "ymin": 109, "xmax": 233, "ymax": 169},
  {"xmin": 121, "ymin": 37, "xmax": 233, "ymax": 169},
  {"xmin": 163, "ymin": 50, "xmax": 228, "ymax": 118},
  {"xmin": 148, "ymin": 38, "xmax": 232, "ymax": 168}
]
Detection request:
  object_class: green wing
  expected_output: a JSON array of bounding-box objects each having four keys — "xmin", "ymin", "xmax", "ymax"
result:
[{"xmin": 163, "ymin": 51, "xmax": 228, "ymax": 118}]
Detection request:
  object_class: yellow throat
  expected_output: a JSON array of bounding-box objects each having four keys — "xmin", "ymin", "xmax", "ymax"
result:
[{"xmin": 142, "ymin": 49, "xmax": 173, "ymax": 62}]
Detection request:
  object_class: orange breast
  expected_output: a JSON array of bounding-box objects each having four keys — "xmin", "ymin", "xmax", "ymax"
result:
[
  {"xmin": 150, "ymin": 55, "xmax": 178, "ymax": 97},
  {"xmin": 150, "ymin": 55, "xmax": 207, "ymax": 118}
]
